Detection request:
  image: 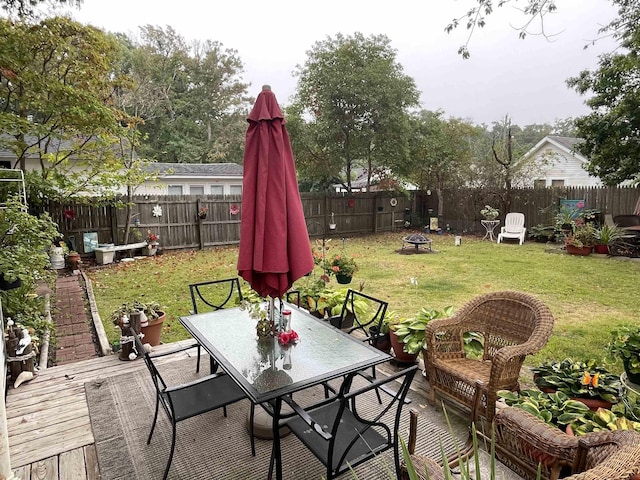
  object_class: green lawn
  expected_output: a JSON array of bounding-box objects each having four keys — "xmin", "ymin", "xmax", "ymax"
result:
[{"xmin": 86, "ymin": 232, "xmax": 640, "ymax": 373}]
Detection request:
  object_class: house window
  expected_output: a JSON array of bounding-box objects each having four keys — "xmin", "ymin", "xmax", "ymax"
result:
[
  {"xmin": 167, "ymin": 185, "xmax": 183, "ymax": 195},
  {"xmin": 551, "ymin": 179, "xmax": 565, "ymax": 187},
  {"xmin": 0, "ymin": 161, "xmax": 11, "ymax": 169},
  {"xmin": 211, "ymin": 185, "xmax": 224, "ymax": 195},
  {"xmin": 190, "ymin": 185, "xmax": 204, "ymax": 195},
  {"xmin": 230, "ymin": 185, "xmax": 242, "ymax": 195},
  {"xmin": 534, "ymin": 179, "xmax": 546, "ymax": 189}
]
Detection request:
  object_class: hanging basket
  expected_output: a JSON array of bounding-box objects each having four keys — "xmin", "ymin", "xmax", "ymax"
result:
[{"xmin": 335, "ymin": 274, "xmax": 352, "ymax": 284}]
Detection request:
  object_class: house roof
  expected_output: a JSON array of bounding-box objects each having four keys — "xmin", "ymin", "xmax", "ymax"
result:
[
  {"xmin": 522, "ymin": 135, "xmax": 588, "ymax": 163},
  {"xmin": 144, "ymin": 162, "xmax": 243, "ymax": 177}
]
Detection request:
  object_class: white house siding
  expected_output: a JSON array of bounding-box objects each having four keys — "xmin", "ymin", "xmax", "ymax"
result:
[
  {"xmin": 531, "ymin": 144, "xmax": 603, "ymax": 187},
  {"xmin": 5, "ymin": 157, "xmax": 244, "ymax": 196}
]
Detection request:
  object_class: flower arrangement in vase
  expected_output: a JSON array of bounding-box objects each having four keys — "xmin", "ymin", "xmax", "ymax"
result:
[
  {"xmin": 480, "ymin": 205, "xmax": 499, "ymax": 220},
  {"xmin": 146, "ymin": 230, "xmax": 159, "ymax": 255}
]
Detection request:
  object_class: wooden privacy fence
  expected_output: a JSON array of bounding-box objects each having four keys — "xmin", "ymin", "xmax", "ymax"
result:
[{"xmin": 49, "ymin": 187, "xmax": 639, "ymax": 254}]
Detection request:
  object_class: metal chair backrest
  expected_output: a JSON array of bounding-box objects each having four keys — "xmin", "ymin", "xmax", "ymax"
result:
[
  {"xmin": 283, "ymin": 364, "xmax": 417, "ymax": 479},
  {"xmin": 189, "ymin": 277, "xmax": 243, "ymax": 314},
  {"xmin": 336, "ymin": 289, "xmax": 388, "ymax": 338}
]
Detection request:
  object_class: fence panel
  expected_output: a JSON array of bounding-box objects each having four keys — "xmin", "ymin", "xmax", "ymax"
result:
[{"xmin": 50, "ymin": 187, "xmax": 639, "ymax": 253}]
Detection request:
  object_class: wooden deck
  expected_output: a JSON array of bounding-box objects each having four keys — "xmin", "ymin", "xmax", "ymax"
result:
[
  {"xmin": 6, "ymin": 341, "xmax": 505, "ymax": 480},
  {"xmin": 5, "ymin": 340, "xmax": 196, "ymax": 480}
]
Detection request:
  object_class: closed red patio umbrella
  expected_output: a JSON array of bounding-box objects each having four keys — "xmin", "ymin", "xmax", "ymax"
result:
[{"xmin": 237, "ymin": 85, "xmax": 314, "ymax": 299}]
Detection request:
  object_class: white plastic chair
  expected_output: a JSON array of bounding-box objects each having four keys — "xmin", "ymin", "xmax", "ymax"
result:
[{"xmin": 497, "ymin": 213, "xmax": 526, "ymax": 245}]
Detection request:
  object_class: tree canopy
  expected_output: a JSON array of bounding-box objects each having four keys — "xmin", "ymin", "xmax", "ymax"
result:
[
  {"xmin": 568, "ymin": 0, "xmax": 640, "ymax": 186},
  {"xmin": 0, "ymin": 16, "xmax": 141, "ymax": 203},
  {"xmin": 292, "ymin": 33, "xmax": 420, "ymax": 192},
  {"xmin": 119, "ymin": 25, "xmax": 251, "ymax": 164}
]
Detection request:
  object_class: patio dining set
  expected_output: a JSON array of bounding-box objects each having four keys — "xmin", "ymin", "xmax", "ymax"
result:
[{"xmin": 127, "ymin": 279, "xmax": 640, "ymax": 480}]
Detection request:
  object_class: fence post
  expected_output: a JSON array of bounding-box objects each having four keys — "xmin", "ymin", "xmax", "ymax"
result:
[
  {"xmin": 373, "ymin": 193, "xmax": 379, "ymax": 233},
  {"xmin": 109, "ymin": 205, "xmax": 119, "ymax": 245},
  {"xmin": 196, "ymin": 198, "xmax": 204, "ymax": 250}
]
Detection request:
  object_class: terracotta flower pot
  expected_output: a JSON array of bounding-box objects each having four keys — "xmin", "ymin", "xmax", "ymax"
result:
[
  {"xmin": 566, "ymin": 244, "xmax": 592, "ymax": 256},
  {"xmin": 390, "ymin": 329, "xmax": 418, "ymax": 364},
  {"xmin": 140, "ymin": 312, "xmax": 166, "ymax": 346},
  {"xmin": 593, "ymin": 244, "xmax": 610, "ymax": 254}
]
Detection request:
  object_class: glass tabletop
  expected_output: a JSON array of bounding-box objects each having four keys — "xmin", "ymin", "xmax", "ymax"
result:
[{"xmin": 180, "ymin": 304, "xmax": 390, "ymax": 403}]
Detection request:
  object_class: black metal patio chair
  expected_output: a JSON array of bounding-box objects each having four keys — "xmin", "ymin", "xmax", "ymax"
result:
[
  {"xmin": 327, "ymin": 289, "xmax": 392, "ymax": 402},
  {"xmin": 268, "ymin": 364, "xmax": 418, "ymax": 480},
  {"xmin": 188, "ymin": 277, "xmax": 243, "ymax": 373},
  {"xmin": 132, "ymin": 331, "xmax": 252, "ymax": 480}
]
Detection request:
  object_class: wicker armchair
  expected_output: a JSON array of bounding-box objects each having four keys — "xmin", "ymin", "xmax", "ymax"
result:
[
  {"xmin": 494, "ymin": 405, "xmax": 640, "ymax": 480},
  {"xmin": 425, "ymin": 291, "xmax": 554, "ymax": 423},
  {"xmin": 565, "ymin": 443, "xmax": 640, "ymax": 479}
]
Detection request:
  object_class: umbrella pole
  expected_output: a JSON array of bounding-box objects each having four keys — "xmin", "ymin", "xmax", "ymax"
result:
[{"xmin": 269, "ymin": 297, "xmax": 275, "ymax": 335}]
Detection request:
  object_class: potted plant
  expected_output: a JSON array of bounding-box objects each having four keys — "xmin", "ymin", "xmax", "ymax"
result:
[
  {"xmin": 368, "ymin": 310, "xmax": 397, "ymax": 353},
  {"xmin": 529, "ymin": 224, "xmax": 556, "ymax": 243},
  {"xmin": 329, "ymin": 254, "xmax": 358, "ymax": 284},
  {"xmin": 532, "ymin": 358, "xmax": 620, "ymax": 410},
  {"xmin": 324, "ymin": 287, "xmax": 370, "ymax": 330},
  {"xmin": 498, "ymin": 389, "xmax": 640, "ymax": 436},
  {"xmin": 66, "ymin": 250, "xmax": 82, "ymax": 269},
  {"xmin": 111, "ymin": 300, "xmax": 167, "ymax": 350},
  {"xmin": 593, "ymin": 223, "xmax": 623, "ymax": 254},
  {"xmin": 565, "ymin": 223, "xmax": 596, "ymax": 255},
  {"xmin": 145, "ymin": 229, "xmax": 159, "ymax": 256},
  {"xmin": 480, "ymin": 205, "xmax": 499, "ymax": 221},
  {"xmin": 606, "ymin": 325, "xmax": 640, "ymax": 384},
  {"xmin": 391, "ymin": 306, "xmax": 454, "ymax": 364}
]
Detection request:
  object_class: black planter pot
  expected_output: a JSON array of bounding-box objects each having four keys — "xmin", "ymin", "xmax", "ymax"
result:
[
  {"xmin": 369, "ymin": 326, "xmax": 391, "ymax": 353},
  {"xmin": 336, "ymin": 274, "xmax": 352, "ymax": 284},
  {"xmin": 624, "ymin": 358, "xmax": 640, "ymax": 385},
  {"xmin": 0, "ymin": 274, "xmax": 21, "ymax": 291}
]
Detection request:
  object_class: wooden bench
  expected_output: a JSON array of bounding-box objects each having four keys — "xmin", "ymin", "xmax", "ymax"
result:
[{"xmin": 94, "ymin": 242, "xmax": 148, "ymax": 265}]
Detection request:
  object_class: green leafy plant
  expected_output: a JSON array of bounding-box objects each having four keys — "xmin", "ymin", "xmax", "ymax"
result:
[
  {"xmin": 498, "ymin": 389, "xmax": 640, "ymax": 436},
  {"xmin": 565, "ymin": 223, "xmax": 596, "ymax": 248},
  {"xmin": 532, "ymin": 358, "xmax": 620, "ymax": 403},
  {"xmin": 594, "ymin": 223, "xmax": 623, "ymax": 245},
  {"xmin": 606, "ymin": 325, "xmax": 640, "ymax": 377},
  {"xmin": 324, "ymin": 288, "xmax": 369, "ymax": 317},
  {"xmin": 392, "ymin": 306, "xmax": 454, "ymax": 355},
  {"xmin": 110, "ymin": 300, "xmax": 166, "ymax": 325}
]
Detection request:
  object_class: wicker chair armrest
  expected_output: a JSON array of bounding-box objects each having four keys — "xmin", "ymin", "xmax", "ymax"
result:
[
  {"xmin": 566, "ymin": 444, "xmax": 640, "ymax": 479},
  {"xmin": 574, "ymin": 430, "xmax": 640, "ymax": 472},
  {"xmin": 495, "ymin": 406, "xmax": 578, "ymax": 466},
  {"xmin": 425, "ymin": 320, "xmax": 465, "ymax": 358}
]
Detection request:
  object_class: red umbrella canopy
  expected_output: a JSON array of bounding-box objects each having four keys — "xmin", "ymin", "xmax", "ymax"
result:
[{"xmin": 237, "ymin": 85, "xmax": 314, "ymax": 298}]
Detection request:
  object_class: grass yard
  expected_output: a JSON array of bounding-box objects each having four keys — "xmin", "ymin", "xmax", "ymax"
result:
[{"xmin": 86, "ymin": 231, "xmax": 640, "ymax": 373}]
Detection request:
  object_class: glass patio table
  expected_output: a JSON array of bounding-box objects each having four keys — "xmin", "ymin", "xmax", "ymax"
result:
[{"xmin": 179, "ymin": 303, "xmax": 391, "ymax": 480}]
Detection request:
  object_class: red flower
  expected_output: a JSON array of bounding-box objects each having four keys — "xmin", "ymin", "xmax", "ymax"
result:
[
  {"xmin": 229, "ymin": 204, "xmax": 240, "ymax": 215},
  {"xmin": 278, "ymin": 329, "xmax": 299, "ymax": 346}
]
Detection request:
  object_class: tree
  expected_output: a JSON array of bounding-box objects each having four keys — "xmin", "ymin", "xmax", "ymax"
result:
[
  {"xmin": 121, "ymin": 25, "xmax": 251, "ymax": 164},
  {"xmin": 0, "ymin": 16, "xmax": 140, "ymax": 204},
  {"xmin": 293, "ymin": 33, "xmax": 419, "ymax": 192},
  {"xmin": 446, "ymin": 0, "xmax": 558, "ymax": 58},
  {"xmin": 567, "ymin": 1, "xmax": 640, "ymax": 186},
  {"xmin": 406, "ymin": 110, "xmax": 478, "ymax": 221},
  {"xmin": 1, "ymin": 0, "xmax": 81, "ymax": 18}
]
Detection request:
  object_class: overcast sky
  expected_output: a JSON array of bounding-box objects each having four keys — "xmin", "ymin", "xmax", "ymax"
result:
[{"xmin": 65, "ymin": 0, "xmax": 619, "ymax": 126}]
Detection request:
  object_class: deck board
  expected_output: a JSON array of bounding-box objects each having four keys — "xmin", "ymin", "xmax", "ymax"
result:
[
  {"xmin": 30, "ymin": 456, "xmax": 58, "ymax": 480},
  {"xmin": 6, "ymin": 341, "xmax": 196, "ymax": 474},
  {"xmin": 59, "ymin": 448, "xmax": 86, "ymax": 480}
]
